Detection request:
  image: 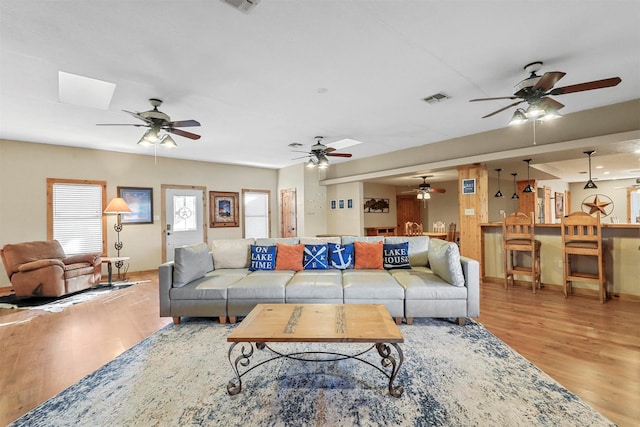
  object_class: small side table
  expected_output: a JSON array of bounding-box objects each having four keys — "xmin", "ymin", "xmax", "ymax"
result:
[{"xmin": 101, "ymin": 257, "xmax": 130, "ymax": 286}]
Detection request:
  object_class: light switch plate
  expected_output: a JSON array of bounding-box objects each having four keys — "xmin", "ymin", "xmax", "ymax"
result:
[{"xmin": 465, "ymin": 208, "xmax": 474, "ymax": 215}]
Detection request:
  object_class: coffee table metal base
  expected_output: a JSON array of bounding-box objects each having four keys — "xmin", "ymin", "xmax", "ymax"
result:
[{"xmin": 227, "ymin": 341, "xmax": 404, "ymax": 397}]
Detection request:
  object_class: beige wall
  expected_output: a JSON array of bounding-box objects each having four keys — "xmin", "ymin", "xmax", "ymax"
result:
[
  {"xmin": 326, "ymin": 182, "xmax": 362, "ymax": 236},
  {"xmin": 0, "ymin": 139, "xmax": 278, "ymax": 287}
]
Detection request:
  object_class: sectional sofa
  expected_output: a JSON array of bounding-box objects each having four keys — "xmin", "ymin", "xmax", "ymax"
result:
[{"xmin": 159, "ymin": 235, "xmax": 479, "ymax": 326}]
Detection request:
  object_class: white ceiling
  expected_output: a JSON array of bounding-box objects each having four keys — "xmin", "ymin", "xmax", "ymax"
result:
[{"xmin": 1, "ymin": 1, "xmax": 639, "ymax": 183}]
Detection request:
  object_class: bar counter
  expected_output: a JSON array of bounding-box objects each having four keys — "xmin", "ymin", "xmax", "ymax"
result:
[{"xmin": 480, "ymin": 222, "xmax": 640, "ymax": 300}]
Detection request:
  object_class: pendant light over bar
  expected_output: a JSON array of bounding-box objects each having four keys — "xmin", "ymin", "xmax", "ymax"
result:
[
  {"xmin": 522, "ymin": 159, "xmax": 535, "ymax": 193},
  {"xmin": 494, "ymin": 168, "xmax": 504, "ymax": 198},
  {"xmin": 511, "ymin": 173, "xmax": 519, "ymax": 199},
  {"xmin": 583, "ymin": 150, "xmax": 598, "ymax": 189}
]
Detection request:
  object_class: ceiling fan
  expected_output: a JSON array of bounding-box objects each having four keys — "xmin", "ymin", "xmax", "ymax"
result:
[
  {"xmin": 402, "ymin": 175, "xmax": 446, "ymax": 195},
  {"xmin": 470, "ymin": 61, "xmax": 622, "ymax": 122},
  {"xmin": 97, "ymin": 98, "xmax": 201, "ymax": 146},
  {"xmin": 292, "ymin": 136, "xmax": 353, "ymax": 169}
]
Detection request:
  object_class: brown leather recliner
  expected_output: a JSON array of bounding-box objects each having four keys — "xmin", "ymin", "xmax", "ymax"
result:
[{"xmin": 0, "ymin": 240, "xmax": 102, "ymax": 297}]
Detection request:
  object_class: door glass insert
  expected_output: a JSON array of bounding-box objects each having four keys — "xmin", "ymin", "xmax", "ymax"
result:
[{"xmin": 173, "ymin": 195, "xmax": 197, "ymax": 232}]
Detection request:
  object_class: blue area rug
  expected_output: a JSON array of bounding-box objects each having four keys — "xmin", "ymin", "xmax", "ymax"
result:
[{"xmin": 10, "ymin": 318, "xmax": 614, "ymax": 426}]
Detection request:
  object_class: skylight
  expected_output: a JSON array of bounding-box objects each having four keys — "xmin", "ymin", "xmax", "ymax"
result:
[{"xmin": 58, "ymin": 71, "xmax": 116, "ymax": 110}]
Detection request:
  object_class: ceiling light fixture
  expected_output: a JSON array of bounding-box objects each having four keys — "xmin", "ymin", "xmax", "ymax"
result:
[
  {"xmin": 317, "ymin": 153, "xmax": 329, "ymax": 169},
  {"xmin": 509, "ymin": 104, "xmax": 562, "ymax": 127},
  {"xmin": 511, "ymin": 173, "xmax": 519, "ymax": 199},
  {"xmin": 583, "ymin": 150, "xmax": 598, "ymax": 189},
  {"xmin": 494, "ymin": 168, "xmax": 504, "ymax": 198},
  {"xmin": 522, "ymin": 159, "xmax": 535, "ymax": 193}
]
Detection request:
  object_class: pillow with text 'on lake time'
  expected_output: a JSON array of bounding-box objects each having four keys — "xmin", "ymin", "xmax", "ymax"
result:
[{"xmin": 249, "ymin": 245, "xmax": 277, "ymax": 271}]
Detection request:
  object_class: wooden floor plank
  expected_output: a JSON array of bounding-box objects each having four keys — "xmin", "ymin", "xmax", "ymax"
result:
[{"xmin": 0, "ymin": 274, "xmax": 637, "ymax": 426}]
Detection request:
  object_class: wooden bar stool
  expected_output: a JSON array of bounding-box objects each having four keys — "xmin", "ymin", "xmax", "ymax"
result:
[
  {"xmin": 561, "ymin": 211, "xmax": 607, "ymax": 303},
  {"xmin": 502, "ymin": 212, "xmax": 541, "ymax": 293}
]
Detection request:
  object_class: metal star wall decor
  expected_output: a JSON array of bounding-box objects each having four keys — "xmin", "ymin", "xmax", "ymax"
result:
[{"xmin": 581, "ymin": 194, "xmax": 614, "ymax": 216}]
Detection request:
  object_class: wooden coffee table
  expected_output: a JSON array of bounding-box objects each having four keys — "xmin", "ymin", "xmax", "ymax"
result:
[{"xmin": 226, "ymin": 303, "xmax": 404, "ymax": 397}]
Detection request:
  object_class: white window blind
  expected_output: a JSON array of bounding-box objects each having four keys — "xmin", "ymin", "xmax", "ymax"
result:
[
  {"xmin": 243, "ymin": 191, "xmax": 269, "ymax": 238},
  {"xmin": 52, "ymin": 183, "xmax": 103, "ymax": 255}
]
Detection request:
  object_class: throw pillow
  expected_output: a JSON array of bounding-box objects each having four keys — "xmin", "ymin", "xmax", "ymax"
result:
[
  {"xmin": 328, "ymin": 243, "xmax": 354, "ymax": 270},
  {"xmin": 354, "ymin": 241, "xmax": 383, "ymax": 270},
  {"xmin": 249, "ymin": 245, "xmax": 277, "ymax": 271},
  {"xmin": 211, "ymin": 238, "xmax": 254, "ymax": 269},
  {"xmin": 173, "ymin": 242, "xmax": 213, "ymax": 287},
  {"xmin": 428, "ymin": 240, "xmax": 465, "ymax": 287},
  {"xmin": 383, "ymin": 242, "xmax": 411, "ymax": 269},
  {"xmin": 303, "ymin": 244, "xmax": 329, "ymax": 270},
  {"xmin": 275, "ymin": 243, "xmax": 304, "ymax": 271}
]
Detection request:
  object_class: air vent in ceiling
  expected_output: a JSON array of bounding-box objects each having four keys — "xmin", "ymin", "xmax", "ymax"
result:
[
  {"xmin": 423, "ymin": 92, "xmax": 450, "ymax": 104},
  {"xmin": 220, "ymin": 0, "xmax": 260, "ymax": 13}
]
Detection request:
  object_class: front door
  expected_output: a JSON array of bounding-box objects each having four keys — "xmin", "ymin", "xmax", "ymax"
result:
[{"xmin": 162, "ymin": 185, "xmax": 207, "ymax": 262}]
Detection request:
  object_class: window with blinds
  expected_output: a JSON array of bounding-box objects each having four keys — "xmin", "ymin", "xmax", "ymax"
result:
[
  {"xmin": 243, "ymin": 190, "xmax": 270, "ymax": 239},
  {"xmin": 48, "ymin": 179, "xmax": 106, "ymax": 255}
]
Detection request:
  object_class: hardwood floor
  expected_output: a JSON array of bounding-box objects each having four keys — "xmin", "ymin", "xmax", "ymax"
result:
[{"xmin": 1, "ymin": 274, "xmax": 638, "ymax": 426}]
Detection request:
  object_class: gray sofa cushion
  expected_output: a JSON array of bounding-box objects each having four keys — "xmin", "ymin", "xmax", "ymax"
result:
[
  {"xmin": 211, "ymin": 238, "xmax": 254, "ymax": 269},
  {"xmin": 173, "ymin": 243, "xmax": 213, "ymax": 287},
  {"xmin": 428, "ymin": 239, "xmax": 465, "ymax": 287},
  {"xmin": 286, "ymin": 270, "xmax": 343, "ymax": 299}
]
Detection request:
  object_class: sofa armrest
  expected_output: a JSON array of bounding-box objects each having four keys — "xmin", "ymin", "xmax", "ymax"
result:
[
  {"xmin": 18, "ymin": 258, "xmax": 64, "ymax": 273},
  {"xmin": 159, "ymin": 261, "xmax": 175, "ymax": 317},
  {"xmin": 460, "ymin": 256, "xmax": 480, "ymax": 318},
  {"xmin": 63, "ymin": 253, "xmax": 101, "ymax": 267}
]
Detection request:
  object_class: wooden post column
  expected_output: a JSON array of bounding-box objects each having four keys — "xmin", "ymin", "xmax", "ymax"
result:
[{"xmin": 457, "ymin": 165, "xmax": 488, "ymax": 261}]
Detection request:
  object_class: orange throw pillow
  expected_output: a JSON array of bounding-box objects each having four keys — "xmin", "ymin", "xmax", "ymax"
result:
[
  {"xmin": 354, "ymin": 241, "xmax": 384, "ymax": 269},
  {"xmin": 275, "ymin": 243, "xmax": 304, "ymax": 271}
]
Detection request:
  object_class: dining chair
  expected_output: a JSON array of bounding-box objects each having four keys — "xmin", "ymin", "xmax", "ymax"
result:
[{"xmin": 502, "ymin": 212, "xmax": 541, "ymax": 293}]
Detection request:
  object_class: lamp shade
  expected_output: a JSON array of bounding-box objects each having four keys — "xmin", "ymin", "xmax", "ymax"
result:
[
  {"xmin": 104, "ymin": 197, "xmax": 132, "ymax": 214},
  {"xmin": 159, "ymin": 134, "xmax": 178, "ymax": 148},
  {"xmin": 508, "ymin": 109, "xmax": 528, "ymax": 126}
]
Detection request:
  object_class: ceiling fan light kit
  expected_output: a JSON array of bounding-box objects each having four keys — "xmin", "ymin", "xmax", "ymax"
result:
[
  {"xmin": 471, "ymin": 61, "xmax": 621, "ymax": 126},
  {"xmin": 98, "ymin": 98, "xmax": 201, "ymax": 150},
  {"xmin": 294, "ymin": 136, "xmax": 352, "ymax": 168}
]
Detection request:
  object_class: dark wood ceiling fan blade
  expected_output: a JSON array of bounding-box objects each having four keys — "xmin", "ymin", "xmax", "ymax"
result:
[
  {"xmin": 168, "ymin": 120, "xmax": 201, "ymax": 127},
  {"xmin": 430, "ymin": 188, "xmax": 446, "ymax": 193},
  {"xmin": 323, "ymin": 147, "xmax": 336, "ymax": 153},
  {"xmin": 481, "ymin": 100, "xmax": 525, "ymax": 118},
  {"xmin": 532, "ymin": 71, "xmax": 566, "ymax": 91},
  {"xmin": 326, "ymin": 152, "xmax": 352, "ymax": 157},
  {"xmin": 167, "ymin": 128, "xmax": 201, "ymax": 140},
  {"xmin": 469, "ymin": 96, "xmax": 519, "ymax": 102},
  {"xmin": 548, "ymin": 77, "xmax": 621, "ymax": 96}
]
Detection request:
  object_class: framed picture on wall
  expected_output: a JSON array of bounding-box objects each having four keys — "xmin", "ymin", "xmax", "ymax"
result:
[
  {"xmin": 339, "ymin": 199, "xmax": 345, "ymax": 209},
  {"xmin": 347, "ymin": 198, "xmax": 353, "ymax": 209},
  {"xmin": 462, "ymin": 179, "xmax": 476, "ymax": 195},
  {"xmin": 118, "ymin": 187, "xmax": 153, "ymax": 224},
  {"xmin": 331, "ymin": 200, "xmax": 336, "ymax": 210},
  {"xmin": 209, "ymin": 191, "xmax": 239, "ymax": 227}
]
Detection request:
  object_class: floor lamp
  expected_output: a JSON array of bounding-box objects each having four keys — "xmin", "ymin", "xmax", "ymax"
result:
[{"xmin": 104, "ymin": 197, "xmax": 132, "ymax": 279}]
